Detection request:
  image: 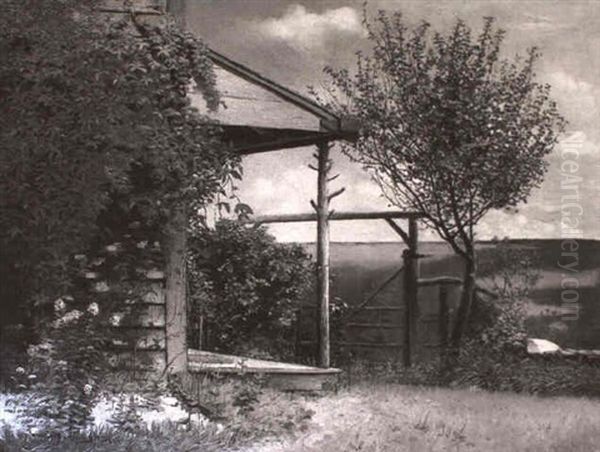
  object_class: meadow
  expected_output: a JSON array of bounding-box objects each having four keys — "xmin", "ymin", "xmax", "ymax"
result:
[{"xmin": 253, "ymin": 383, "xmax": 600, "ymax": 452}]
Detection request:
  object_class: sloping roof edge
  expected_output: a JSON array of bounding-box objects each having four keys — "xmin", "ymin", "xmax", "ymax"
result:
[{"xmin": 207, "ymin": 49, "xmax": 350, "ymax": 134}]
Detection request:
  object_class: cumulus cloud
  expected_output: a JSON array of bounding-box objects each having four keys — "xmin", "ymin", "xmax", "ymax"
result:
[
  {"xmin": 545, "ymin": 71, "xmax": 600, "ymax": 138},
  {"xmin": 254, "ymin": 4, "xmax": 365, "ymax": 50}
]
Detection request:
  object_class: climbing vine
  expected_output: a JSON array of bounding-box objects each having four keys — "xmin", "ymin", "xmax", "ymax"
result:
[{"xmin": 0, "ymin": 0, "xmax": 240, "ymax": 322}]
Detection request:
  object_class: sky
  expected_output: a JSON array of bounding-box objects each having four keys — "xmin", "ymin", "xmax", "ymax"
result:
[{"xmin": 184, "ymin": 0, "xmax": 600, "ymax": 242}]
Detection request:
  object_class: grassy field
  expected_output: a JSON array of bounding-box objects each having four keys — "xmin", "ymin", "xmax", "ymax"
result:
[{"xmin": 252, "ymin": 383, "xmax": 600, "ymax": 452}]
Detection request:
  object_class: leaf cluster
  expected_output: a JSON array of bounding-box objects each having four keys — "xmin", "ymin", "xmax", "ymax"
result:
[
  {"xmin": 323, "ymin": 12, "xmax": 565, "ymax": 257},
  {"xmin": 0, "ymin": 0, "xmax": 239, "ymax": 314}
]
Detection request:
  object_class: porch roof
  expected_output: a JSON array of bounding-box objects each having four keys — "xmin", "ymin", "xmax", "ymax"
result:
[{"xmin": 190, "ymin": 49, "xmax": 359, "ymax": 155}]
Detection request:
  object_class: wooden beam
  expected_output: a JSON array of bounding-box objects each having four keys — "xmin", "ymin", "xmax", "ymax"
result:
[
  {"xmin": 384, "ymin": 218, "xmax": 410, "ymax": 245},
  {"xmin": 248, "ymin": 210, "xmax": 423, "ymax": 224},
  {"xmin": 402, "ymin": 217, "xmax": 419, "ymax": 367},
  {"xmin": 316, "ymin": 142, "xmax": 331, "ymax": 368},
  {"xmin": 233, "ymin": 132, "xmax": 338, "ymax": 155},
  {"xmin": 418, "ymin": 276, "xmax": 462, "ymax": 287}
]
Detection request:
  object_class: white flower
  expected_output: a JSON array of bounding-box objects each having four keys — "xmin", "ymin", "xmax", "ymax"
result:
[
  {"xmin": 87, "ymin": 302, "xmax": 100, "ymax": 316},
  {"xmin": 60, "ymin": 310, "xmax": 83, "ymax": 324},
  {"xmin": 105, "ymin": 243, "xmax": 120, "ymax": 253},
  {"xmin": 93, "ymin": 281, "xmax": 110, "ymax": 293},
  {"xmin": 15, "ymin": 366, "xmax": 25, "ymax": 375},
  {"xmin": 54, "ymin": 298, "xmax": 66, "ymax": 312},
  {"xmin": 136, "ymin": 240, "xmax": 148, "ymax": 249},
  {"xmin": 83, "ymin": 384, "xmax": 93, "ymax": 395},
  {"xmin": 109, "ymin": 313, "xmax": 122, "ymax": 326}
]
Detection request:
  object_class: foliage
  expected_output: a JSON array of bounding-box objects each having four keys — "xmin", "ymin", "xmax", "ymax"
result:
[
  {"xmin": 0, "ymin": 0, "xmax": 238, "ymax": 324},
  {"xmin": 477, "ymin": 238, "xmax": 541, "ymax": 300},
  {"xmin": 188, "ymin": 220, "xmax": 314, "ymax": 359},
  {"xmin": 318, "ymin": 11, "xmax": 565, "ymax": 347}
]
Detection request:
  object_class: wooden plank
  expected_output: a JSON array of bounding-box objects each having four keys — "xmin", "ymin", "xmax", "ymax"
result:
[
  {"xmin": 108, "ymin": 350, "xmax": 166, "ymax": 372},
  {"xmin": 346, "ymin": 323, "xmax": 401, "ymax": 329},
  {"xmin": 336, "ymin": 342, "xmax": 403, "ymax": 348},
  {"xmin": 113, "ymin": 305, "xmax": 165, "ymax": 327},
  {"xmin": 316, "ymin": 142, "xmax": 331, "ymax": 368},
  {"xmin": 207, "ymin": 50, "xmax": 341, "ymax": 126},
  {"xmin": 418, "ymin": 276, "xmax": 462, "ymax": 287},
  {"xmin": 141, "ymin": 283, "xmax": 165, "ymax": 304},
  {"xmin": 189, "ymin": 67, "xmax": 322, "ymax": 131}
]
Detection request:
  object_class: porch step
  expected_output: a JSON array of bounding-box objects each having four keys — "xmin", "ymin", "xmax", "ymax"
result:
[{"xmin": 187, "ymin": 349, "xmax": 341, "ymax": 391}]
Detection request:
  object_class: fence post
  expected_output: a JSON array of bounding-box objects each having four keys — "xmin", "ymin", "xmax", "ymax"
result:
[
  {"xmin": 402, "ymin": 217, "xmax": 419, "ymax": 367},
  {"xmin": 439, "ymin": 285, "xmax": 449, "ymax": 350}
]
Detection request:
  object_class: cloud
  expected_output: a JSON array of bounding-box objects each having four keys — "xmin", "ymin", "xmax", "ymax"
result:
[
  {"xmin": 254, "ymin": 4, "xmax": 365, "ymax": 50},
  {"xmin": 544, "ymin": 71, "xmax": 600, "ymax": 138},
  {"xmin": 518, "ymin": 14, "xmax": 567, "ymax": 32}
]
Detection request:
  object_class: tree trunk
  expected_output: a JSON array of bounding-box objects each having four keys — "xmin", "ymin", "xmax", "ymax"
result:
[{"xmin": 449, "ymin": 253, "xmax": 476, "ymax": 352}]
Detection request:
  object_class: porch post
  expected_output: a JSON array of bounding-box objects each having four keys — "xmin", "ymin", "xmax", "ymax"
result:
[
  {"xmin": 164, "ymin": 205, "xmax": 188, "ymax": 373},
  {"xmin": 316, "ymin": 142, "xmax": 331, "ymax": 368}
]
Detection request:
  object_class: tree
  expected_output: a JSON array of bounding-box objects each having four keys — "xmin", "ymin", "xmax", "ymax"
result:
[
  {"xmin": 321, "ymin": 13, "xmax": 565, "ymax": 349},
  {"xmin": 0, "ymin": 0, "xmax": 239, "ymax": 324}
]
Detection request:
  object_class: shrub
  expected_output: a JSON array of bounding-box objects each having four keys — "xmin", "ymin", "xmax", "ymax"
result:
[{"xmin": 188, "ymin": 220, "xmax": 314, "ymax": 360}]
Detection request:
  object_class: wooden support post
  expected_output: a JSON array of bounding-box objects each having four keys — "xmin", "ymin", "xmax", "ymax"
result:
[
  {"xmin": 316, "ymin": 142, "xmax": 331, "ymax": 368},
  {"xmin": 402, "ymin": 218, "xmax": 419, "ymax": 367},
  {"xmin": 439, "ymin": 285, "xmax": 449, "ymax": 350},
  {"xmin": 164, "ymin": 206, "xmax": 188, "ymax": 374}
]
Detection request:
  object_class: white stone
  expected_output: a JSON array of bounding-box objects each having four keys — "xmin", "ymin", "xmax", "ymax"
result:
[
  {"xmin": 527, "ymin": 338, "xmax": 561, "ymax": 355},
  {"xmin": 161, "ymin": 396, "xmax": 179, "ymax": 407}
]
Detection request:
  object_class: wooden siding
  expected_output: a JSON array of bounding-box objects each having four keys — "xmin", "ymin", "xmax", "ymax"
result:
[{"xmin": 190, "ymin": 67, "xmax": 323, "ymax": 132}]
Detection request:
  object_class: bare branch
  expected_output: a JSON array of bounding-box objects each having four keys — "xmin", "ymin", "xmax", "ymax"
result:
[{"xmin": 328, "ymin": 187, "xmax": 346, "ymax": 201}]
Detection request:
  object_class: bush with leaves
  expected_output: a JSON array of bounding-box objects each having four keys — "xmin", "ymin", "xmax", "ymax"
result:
[
  {"xmin": 0, "ymin": 0, "xmax": 238, "ymax": 327},
  {"xmin": 188, "ymin": 220, "xmax": 314, "ymax": 359}
]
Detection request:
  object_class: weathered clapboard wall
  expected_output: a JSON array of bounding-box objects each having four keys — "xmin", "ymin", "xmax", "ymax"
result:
[
  {"xmin": 76, "ymin": 233, "xmax": 168, "ymax": 373},
  {"xmin": 189, "ymin": 66, "xmax": 324, "ymax": 131}
]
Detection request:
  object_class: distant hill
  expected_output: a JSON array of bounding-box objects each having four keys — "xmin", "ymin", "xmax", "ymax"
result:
[{"xmin": 297, "ymin": 239, "xmax": 600, "ymax": 349}]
